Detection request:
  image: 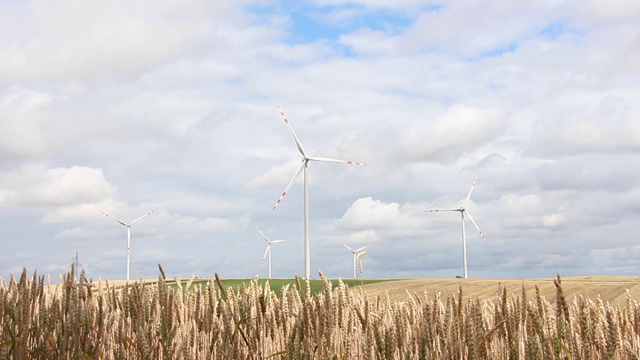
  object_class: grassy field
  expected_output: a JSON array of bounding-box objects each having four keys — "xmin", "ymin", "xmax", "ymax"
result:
[
  {"xmin": 201, "ymin": 277, "xmax": 389, "ymax": 296},
  {"xmin": 159, "ymin": 277, "xmax": 390, "ymax": 296}
]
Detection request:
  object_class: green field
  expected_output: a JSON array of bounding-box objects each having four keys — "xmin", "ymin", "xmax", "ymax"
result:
[{"xmin": 168, "ymin": 277, "xmax": 393, "ymax": 296}]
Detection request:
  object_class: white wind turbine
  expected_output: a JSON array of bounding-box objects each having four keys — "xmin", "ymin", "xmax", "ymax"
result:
[
  {"xmin": 340, "ymin": 241, "xmax": 372, "ymax": 279},
  {"xmin": 99, "ymin": 209, "xmax": 157, "ymax": 281},
  {"xmin": 356, "ymin": 251, "xmax": 367, "ymax": 279},
  {"xmin": 254, "ymin": 224, "xmax": 293, "ymax": 279},
  {"xmin": 426, "ymin": 177, "xmax": 486, "ymax": 279},
  {"xmin": 272, "ymin": 106, "xmax": 367, "ymax": 279}
]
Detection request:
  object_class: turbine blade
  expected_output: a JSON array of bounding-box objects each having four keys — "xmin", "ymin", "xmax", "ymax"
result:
[
  {"xmin": 130, "ymin": 209, "xmax": 158, "ymax": 225},
  {"xmin": 357, "ymin": 252, "xmax": 367, "ymax": 272},
  {"xmin": 270, "ymin": 238, "xmax": 293, "ymax": 244},
  {"xmin": 426, "ymin": 208, "xmax": 462, "ymax": 213},
  {"xmin": 465, "ymin": 211, "xmax": 486, "ymax": 242},
  {"xmin": 461, "ymin": 177, "xmax": 478, "ymax": 208},
  {"xmin": 99, "ymin": 211, "xmax": 128, "ymax": 226},
  {"xmin": 340, "ymin": 241, "xmax": 355, "ymax": 253},
  {"xmin": 278, "ymin": 106, "xmax": 307, "ymax": 158},
  {"xmin": 273, "ymin": 162, "xmax": 305, "ymax": 209},
  {"xmin": 355, "ymin": 244, "xmax": 372, "ymax": 252},
  {"xmin": 260, "ymin": 245, "xmax": 270, "ymax": 267},
  {"xmin": 253, "ymin": 224, "xmax": 271, "ymax": 243},
  {"xmin": 308, "ymin": 156, "xmax": 367, "ymax": 166}
]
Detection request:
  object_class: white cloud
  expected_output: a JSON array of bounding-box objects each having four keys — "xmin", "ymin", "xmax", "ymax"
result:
[
  {"xmin": 1, "ymin": 0, "xmax": 639, "ymax": 280},
  {"xmin": 0, "ymin": 1, "xmax": 236, "ymax": 83},
  {"xmin": 528, "ymin": 94, "xmax": 640, "ymax": 156},
  {"xmin": 403, "ymin": 104, "xmax": 509, "ymax": 163},
  {"xmin": 1, "ymin": 165, "xmax": 116, "ymax": 207},
  {"xmin": 402, "ymin": 2, "xmax": 548, "ymax": 57},
  {"xmin": 335, "ymin": 197, "xmax": 427, "ymax": 236}
]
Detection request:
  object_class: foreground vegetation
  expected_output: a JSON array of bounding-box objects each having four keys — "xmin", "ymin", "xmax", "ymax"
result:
[{"xmin": 1, "ymin": 266, "xmax": 639, "ymax": 359}]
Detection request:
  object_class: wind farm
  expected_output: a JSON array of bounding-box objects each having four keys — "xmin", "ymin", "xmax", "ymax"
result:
[{"xmin": 3, "ymin": 2, "xmax": 639, "ymax": 356}]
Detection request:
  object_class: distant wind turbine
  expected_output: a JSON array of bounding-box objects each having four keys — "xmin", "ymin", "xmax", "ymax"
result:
[
  {"xmin": 340, "ymin": 241, "xmax": 372, "ymax": 279},
  {"xmin": 253, "ymin": 224, "xmax": 293, "ymax": 279},
  {"xmin": 272, "ymin": 106, "xmax": 366, "ymax": 279},
  {"xmin": 356, "ymin": 251, "xmax": 367, "ymax": 279},
  {"xmin": 426, "ymin": 177, "xmax": 486, "ymax": 279},
  {"xmin": 99, "ymin": 209, "xmax": 157, "ymax": 281}
]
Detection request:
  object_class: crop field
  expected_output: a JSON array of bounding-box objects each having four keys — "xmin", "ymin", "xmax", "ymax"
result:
[
  {"xmin": 1, "ymin": 266, "xmax": 639, "ymax": 359},
  {"xmin": 166, "ymin": 278, "xmax": 391, "ymax": 296}
]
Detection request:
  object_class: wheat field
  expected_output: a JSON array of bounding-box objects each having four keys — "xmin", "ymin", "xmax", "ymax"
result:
[
  {"xmin": 359, "ymin": 276, "xmax": 640, "ymax": 307},
  {"xmin": 1, "ymin": 266, "xmax": 639, "ymax": 359}
]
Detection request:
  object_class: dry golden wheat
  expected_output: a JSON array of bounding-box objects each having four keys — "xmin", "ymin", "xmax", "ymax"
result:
[{"xmin": 1, "ymin": 266, "xmax": 639, "ymax": 359}]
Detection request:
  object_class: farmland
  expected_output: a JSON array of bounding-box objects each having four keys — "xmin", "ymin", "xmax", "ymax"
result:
[
  {"xmin": 127, "ymin": 274, "xmax": 640, "ymax": 306},
  {"xmin": 1, "ymin": 268, "xmax": 639, "ymax": 359}
]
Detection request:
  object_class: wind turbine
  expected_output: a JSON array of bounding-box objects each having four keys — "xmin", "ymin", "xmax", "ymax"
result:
[
  {"xmin": 253, "ymin": 224, "xmax": 293, "ymax": 279},
  {"xmin": 99, "ymin": 209, "xmax": 157, "ymax": 281},
  {"xmin": 272, "ymin": 106, "xmax": 366, "ymax": 279},
  {"xmin": 356, "ymin": 251, "xmax": 367, "ymax": 279},
  {"xmin": 426, "ymin": 177, "xmax": 486, "ymax": 279},
  {"xmin": 340, "ymin": 241, "xmax": 372, "ymax": 279}
]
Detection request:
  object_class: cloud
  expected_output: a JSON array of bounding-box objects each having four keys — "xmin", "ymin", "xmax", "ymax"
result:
[
  {"xmin": 401, "ymin": 2, "xmax": 548, "ymax": 57},
  {"xmin": 527, "ymin": 94, "xmax": 640, "ymax": 156},
  {"xmin": 0, "ymin": 1, "xmax": 234, "ymax": 83},
  {"xmin": 1, "ymin": 0, "xmax": 639, "ymax": 280},
  {"xmin": 0, "ymin": 165, "xmax": 116, "ymax": 208},
  {"xmin": 335, "ymin": 197, "xmax": 427, "ymax": 235},
  {"xmin": 402, "ymin": 104, "xmax": 509, "ymax": 163}
]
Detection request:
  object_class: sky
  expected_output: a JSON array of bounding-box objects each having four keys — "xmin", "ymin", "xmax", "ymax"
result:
[{"xmin": 1, "ymin": 0, "xmax": 639, "ymax": 281}]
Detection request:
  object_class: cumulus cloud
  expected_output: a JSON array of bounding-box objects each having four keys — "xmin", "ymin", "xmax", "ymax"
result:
[
  {"xmin": 0, "ymin": 165, "xmax": 116, "ymax": 208},
  {"xmin": 1, "ymin": 0, "xmax": 639, "ymax": 280},
  {"xmin": 403, "ymin": 104, "xmax": 509, "ymax": 163},
  {"xmin": 335, "ymin": 197, "xmax": 427, "ymax": 235}
]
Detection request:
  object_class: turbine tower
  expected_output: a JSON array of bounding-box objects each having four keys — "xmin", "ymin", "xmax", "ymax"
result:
[
  {"xmin": 340, "ymin": 241, "xmax": 372, "ymax": 279},
  {"xmin": 426, "ymin": 177, "xmax": 486, "ymax": 279},
  {"xmin": 99, "ymin": 209, "xmax": 157, "ymax": 281},
  {"xmin": 272, "ymin": 106, "xmax": 366, "ymax": 279},
  {"xmin": 254, "ymin": 224, "xmax": 293, "ymax": 279}
]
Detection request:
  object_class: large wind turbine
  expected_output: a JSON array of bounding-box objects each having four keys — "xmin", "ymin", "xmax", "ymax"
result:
[
  {"xmin": 99, "ymin": 209, "xmax": 157, "ymax": 281},
  {"xmin": 254, "ymin": 224, "xmax": 293, "ymax": 279},
  {"xmin": 426, "ymin": 177, "xmax": 486, "ymax": 279},
  {"xmin": 272, "ymin": 106, "xmax": 366, "ymax": 279},
  {"xmin": 340, "ymin": 241, "xmax": 372, "ymax": 279}
]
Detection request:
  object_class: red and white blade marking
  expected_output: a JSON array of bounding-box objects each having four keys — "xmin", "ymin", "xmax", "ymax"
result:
[
  {"xmin": 273, "ymin": 162, "xmax": 305, "ymax": 210},
  {"xmin": 278, "ymin": 105, "xmax": 307, "ymax": 158}
]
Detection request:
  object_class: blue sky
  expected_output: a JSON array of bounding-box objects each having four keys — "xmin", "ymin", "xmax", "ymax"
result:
[{"xmin": 1, "ymin": 0, "xmax": 639, "ymax": 281}]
